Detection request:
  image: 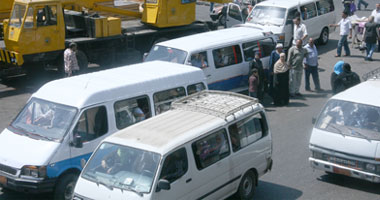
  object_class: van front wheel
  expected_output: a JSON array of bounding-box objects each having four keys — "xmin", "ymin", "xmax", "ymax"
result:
[
  {"xmin": 235, "ymin": 170, "xmax": 256, "ymax": 200},
  {"xmin": 54, "ymin": 173, "xmax": 78, "ymax": 200},
  {"xmin": 318, "ymin": 28, "xmax": 329, "ymax": 45}
]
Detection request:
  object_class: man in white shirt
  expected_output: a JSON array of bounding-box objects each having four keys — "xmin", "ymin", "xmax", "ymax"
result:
[
  {"xmin": 371, "ymin": 3, "xmax": 380, "ymax": 52},
  {"xmin": 293, "ymin": 17, "xmax": 308, "ymax": 45},
  {"xmin": 303, "ymin": 38, "xmax": 322, "ymax": 92},
  {"xmin": 329, "ymin": 11, "xmax": 352, "ymax": 57}
]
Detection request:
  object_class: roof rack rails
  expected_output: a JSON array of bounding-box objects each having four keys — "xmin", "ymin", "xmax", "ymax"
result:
[
  {"xmin": 171, "ymin": 90, "xmax": 259, "ymax": 120},
  {"xmin": 362, "ymin": 67, "xmax": 380, "ymax": 81}
]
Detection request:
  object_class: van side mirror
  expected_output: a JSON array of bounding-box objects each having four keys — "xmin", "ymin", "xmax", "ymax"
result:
[
  {"xmin": 311, "ymin": 117, "xmax": 316, "ymax": 125},
  {"xmin": 156, "ymin": 179, "xmax": 170, "ymax": 192},
  {"xmin": 71, "ymin": 134, "xmax": 83, "ymax": 148}
]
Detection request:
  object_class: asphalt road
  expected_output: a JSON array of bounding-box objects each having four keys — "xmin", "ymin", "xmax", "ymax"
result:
[{"xmin": 1, "ymin": 0, "xmax": 380, "ymax": 199}]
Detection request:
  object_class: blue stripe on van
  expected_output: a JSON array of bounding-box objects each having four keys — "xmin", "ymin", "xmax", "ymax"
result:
[
  {"xmin": 47, "ymin": 153, "xmax": 92, "ymax": 178},
  {"xmin": 208, "ymin": 75, "xmax": 249, "ymax": 91}
]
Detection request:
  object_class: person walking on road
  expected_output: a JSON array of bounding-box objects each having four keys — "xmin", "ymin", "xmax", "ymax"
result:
[
  {"xmin": 64, "ymin": 42, "xmax": 80, "ymax": 77},
  {"xmin": 331, "ymin": 61, "xmax": 344, "ymax": 94},
  {"xmin": 357, "ymin": 0, "xmax": 368, "ymax": 10},
  {"xmin": 273, "ymin": 53, "xmax": 290, "ymax": 106},
  {"xmin": 330, "ymin": 11, "xmax": 352, "ymax": 57},
  {"xmin": 288, "ymin": 39, "xmax": 308, "ymax": 97},
  {"xmin": 303, "ymin": 38, "xmax": 322, "ymax": 92},
  {"xmin": 269, "ymin": 43, "xmax": 283, "ymax": 98},
  {"xmin": 334, "ymin": 63, "xmax": 360, "ymax": 94},
  {"xmin": 250, "ymin": 52, "xmax": 265, "ymax": 101},
  {"xmin": 363, "ymin": 16, "xmax": 380, "ymax": 61},
  {"xmin": 248, "ymin": 68, "xmax": 259, "ymax": 98},
  {"xmin": 371, "ymin": 4, "xmax": 380, "ymax": 51},
  {"xmin": 293, "ymin": 17, "xmax": 308, "ymax": 46}
]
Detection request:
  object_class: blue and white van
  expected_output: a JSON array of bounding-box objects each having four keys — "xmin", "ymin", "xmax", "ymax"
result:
[
  {"xmin": 0, "ymin": 61, "xmax": 207, "ymax": 200},
  {"xmin": 144, "ymin": 26, "xmax": 277, "ymax": 92}
]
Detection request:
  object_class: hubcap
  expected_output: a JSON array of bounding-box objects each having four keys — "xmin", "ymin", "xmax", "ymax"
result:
[
  {"xmin": 242, "ymin": 176, "xmax": 253, "ymax": 196},
  {"xmin": 323, "ymin": 30, "xmax": 328, "ymax": 43},
  {"xmin": 64, "ymin": 181, "xmax": 75, "ymax": 200}
]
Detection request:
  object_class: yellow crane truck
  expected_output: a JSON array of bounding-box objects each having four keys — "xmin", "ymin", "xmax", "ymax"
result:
[{"xmin": 0, "ymin": 0, "xmax": 229, "ymax": 78}]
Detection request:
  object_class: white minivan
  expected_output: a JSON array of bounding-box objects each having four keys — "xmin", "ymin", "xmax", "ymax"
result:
[
  {"xmin": 0, "ymin": 61, "xmax": 207, "ymax": 200},
  {"xmin": 309, "ymin": 79, "xmax": 380, "ymax": 183},
  {"xmin": 225, "ymin": 0, "xmax": 336, "ymax": 48},
  {"xmin": 73, "ymin": 90, "xmax": 273, "ymax": 200},
  {"xmin": 144, "ymin": 26, "xmax": 277, "ymax": 92}
]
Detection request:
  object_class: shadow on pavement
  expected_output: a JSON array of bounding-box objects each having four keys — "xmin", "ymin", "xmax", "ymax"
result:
[
  {"xmin": 286, "ymin": 102, "xmax": 308, "ymax": 107},
  {"xmin": 254, "ymin": 180, "xmax": 303, "ymax": 200},
  {"xmin": 0, "ymin": 188, "xmax": 52, "ymax": 200},
  {"xmin": 317, "ymin": 39, "xmax": 339, "ymax": 55},
  {"xmin": 317, "ymin": 173, "xmax": 380, "ymax": 195}
]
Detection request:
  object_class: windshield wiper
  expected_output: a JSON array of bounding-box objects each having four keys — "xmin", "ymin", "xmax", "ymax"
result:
[
  {"xmin": 328, "ymin": 123, "xmax": 345, "ymax": 138},
  {"xmin": 120, "ymin": 184, "xmax": 143, "ymax": 197},
  {"xmin": 345, "ymin": 126, "xmax": 371, "ymax": 141},
  {"xmin": 85, "ymin": 173, "xmax": 114, "ymax": 191}
]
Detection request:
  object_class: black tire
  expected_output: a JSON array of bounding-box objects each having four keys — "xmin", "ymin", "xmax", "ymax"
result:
[
  {"xmin": 235, "ymin": 170, "xmax": 256, "ymax": 200},
  {"xmin": 318, "ymin": 28, "xmax": 329, "ymax": 45},
  {"xmin": 54, "ymin": 173, "xmax": 78, "ymax": 200},
  {"xmin": 76, "ymin": 50, "xmax": 88, "ymax": 73}
]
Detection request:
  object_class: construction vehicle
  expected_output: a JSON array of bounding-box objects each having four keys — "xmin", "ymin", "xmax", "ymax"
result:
[
  {"xmin": 0, "ymin": 0, "xmax": 230, "ymax": 78},
  {"xmin": 0, "ymin": 0, "xmax": 14, "ymax": 39}
]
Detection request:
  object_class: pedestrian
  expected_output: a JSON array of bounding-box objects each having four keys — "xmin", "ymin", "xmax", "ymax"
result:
[
  {"xmin": 248, "ymin": 68, "xmax": 259, "ymax": 98},
  {"xmin": 268, "ymin": 43, "xmax": 283, "ymax": 98},
  {"xmin": 334, "ymin": 63, "xmax": 360, "ymax": 94},
  {"xmin": 293, "ymin": 17, "xmax": 308, "ymax": 45},
  {"xmin": 357, "ymin": 0, "xmax": 368, "ymax": 10},
  {"xmin": 304, "ymin": 38, "xmax": 322, "ymax": 92},
  {"xmin": 250, "ymin": 52, "xmax": 265, "ymax": 101},
  {"xmin": 331, "ymin": 61, "xmax": 344, "ymax": 94},
  {"xmin": 273, "ymin": 53, "xmax": 289, "ymax": 106},
  {"xmin": 288, "ymin": 39, "xmax": 308, "ymax": 97},
  {"xmin": 64, "ymin": 42, "xmax": 80, "ymax": 77},
  {"xmin": 343, "ymin": 0, "xmax": 353, "ymax": 16},
  {"xmin": 363, "ymin": 16, "xmax": 380, "ymax": 61},
  {"xmin": 371, "ymin": 3, "xmax": 380, "ymax": 51},
  {"xmin": 330, "ymin": 11, "xmax": 352, "ymax": 57}
]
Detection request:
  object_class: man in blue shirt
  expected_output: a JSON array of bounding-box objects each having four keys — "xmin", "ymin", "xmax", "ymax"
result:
[{"xmin": 304, "ymin": 38, "xmax": 322, "ymax": 92}]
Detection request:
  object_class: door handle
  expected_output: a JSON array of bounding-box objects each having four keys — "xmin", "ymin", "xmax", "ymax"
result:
[{"xmin": 186, "ymin": 178, "xmax": 192, "ymax": 183}]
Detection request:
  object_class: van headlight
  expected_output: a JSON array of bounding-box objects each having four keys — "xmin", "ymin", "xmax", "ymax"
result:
[
  {"xmin": 365, "ymin": 163, "xmax": 376, "ymax": 172},
  {"xmin": 21, "ymin": 165, "xmax": 47, "ymax": 178},
  {"xmin": 312, "ymin": 151, "xmax": 323, "ymax": 160}
]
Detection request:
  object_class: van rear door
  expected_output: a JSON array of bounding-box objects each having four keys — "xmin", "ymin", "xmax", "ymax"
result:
[{"xmin": 226, "ymin": 3, "xmax": 244, "ymax": 28}]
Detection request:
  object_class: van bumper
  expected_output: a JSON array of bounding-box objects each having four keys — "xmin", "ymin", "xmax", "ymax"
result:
[
  {"xmin": 0, "ymin": 172, "xmax": 56, "ymax": 193},
  {"xmin": 309, "ymin": 157, "xmax": 380, "ymax": 183}
]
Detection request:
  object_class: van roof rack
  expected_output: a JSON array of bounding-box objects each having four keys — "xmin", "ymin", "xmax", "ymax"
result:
[
  {"xmin": 171, "ymin": 90, "xmax": 259, "ymax": 120},
  {"xmin": 362, "ymin": 67, "xmax": 380, "ymax": 81}
]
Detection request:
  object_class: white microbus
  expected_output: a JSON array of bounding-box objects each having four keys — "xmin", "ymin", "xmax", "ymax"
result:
[
  {"xmin": 74, "ymin": 90, "xmax": 273, "ymax": 200},
  {"xmin": 0, "ymin": 61, "xmax": 207, "ymax": 200}
]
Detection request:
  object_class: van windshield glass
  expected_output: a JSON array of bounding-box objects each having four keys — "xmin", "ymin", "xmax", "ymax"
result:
[
  {"xmin": 82, "ymin": 142, "xmax": 160, "ymax": 194},
  {"xmin": 145, "ymin": 45, "xmax": 188, "ymax": 64},
  {"xmin": 10, "ymin": 98, "xmax": 77, "ymax": 142},
  {"xmin": 247, "ymin": 6, "xmax": 286, "ymax": 26},
  {"xmin": 316, "ymin": 99, "xmax": 380, "ymax": 141}
]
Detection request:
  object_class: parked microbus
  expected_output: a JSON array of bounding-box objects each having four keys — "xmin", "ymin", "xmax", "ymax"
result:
[
  {"xmin": 144, "ymin": 26, "xmax": 277, "ymax": 92},
  {"xmin": 0, "ymin": 61, "xmax": 207, "ymax": 200},
  {"xmin": 309, "ymin": 79, "xmax": 380, "ymax": 183},
  {"xmin": 225, "ymin": 0, "xmax": 336, "ymax": 48},
  {"xmin": 74, "ymin": 90, "xmax": 273, "ymax": 200}
]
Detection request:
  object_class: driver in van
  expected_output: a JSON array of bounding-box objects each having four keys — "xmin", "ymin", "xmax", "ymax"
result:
[{"xmin": 101, "ymin": 148, "xmax": 133, "ymax": 174}]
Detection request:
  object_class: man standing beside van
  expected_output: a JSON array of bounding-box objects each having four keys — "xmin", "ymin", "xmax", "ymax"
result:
[
  {"xmin": 288, "ymin": 39, "xmax": 308, "ymax": 97},
  {"xmin": 293, "ymin": 17, "xmax": 308, "ymax": 46},
  {"xmin": 64, "ymin": 42, "xmax": 80, "ymax": 77},
  {"xmin": 330, "ymin": 11, "xmax": 352, "ymax": 57},
  {"xmin": 303, "ymin": 38, "xmax": 322, "ymax": 92}
]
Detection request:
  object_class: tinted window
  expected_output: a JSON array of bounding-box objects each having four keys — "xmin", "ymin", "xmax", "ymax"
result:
[
  {"xmin": 190, "ymin": 52, "xmax": 208, "ymax": 69},
  {"xmin": 36, "ymin": 5, "xmax": 57, "ymax": 27},
  {"xmin": 159, "ymin": 148, "xmax": 188, "ymax": 183},
  {"xmin": 74, "ymin": 106, "xmax": 108, "ymax": 142},
  {"xmin": 114, "ymin": 96, "xmax": 151, "ymax": 130},
  {"xmin": 259, "ymin": 38, "xmax": 275, "ymax": 57},
  {"xmin": 228, "ymin": 4, "xmax": 242, "ymax": 21},
  {"xmin": 300, "ymin": 3, "xmax": 318, "ymax": 20},
  {"xmin": 192, "ymin": 129, "xmax": 230, "ymax": 170},
  {"xmin": 154, "ymin": 87, "xmax": 186, "ymax": 115},
  {"xmin": 316, "ymin": 0, "xmax": 334, "ymax": 15},
  {"xmin": 187, "ymin": 83, "xmax": 206, "ymax": 95},
  {"xmin": 212, "ymin": 45, "xmax": 242, "ymax": 68},
  {"xmin": 242, "ymin": 41, "xmax": 259, "ymax": 61}
]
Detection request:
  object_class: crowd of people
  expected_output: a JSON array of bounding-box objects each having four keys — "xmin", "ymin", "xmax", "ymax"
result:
[{"xmin": 248, "ymin": 3, "xmax": 380, "ymax": 106}]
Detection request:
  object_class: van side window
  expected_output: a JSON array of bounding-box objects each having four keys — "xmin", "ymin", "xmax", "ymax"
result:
[
  {"xmin": 300, "ymin": 3, "xmax": 317, "ymax": 20},
  {"xmin": 316, "ymin": 0, "xmax": 334, "ymax": 15},
  {"xmin": 242, "ymin": 41, "xmax": 259, "ymax": 61},
  {"xmin": 192, "ymin": 129, "xmax": 230, "ymax": 170},
  {"xmin": 36, "ymin": 5, "xmax": 57, "ymax": 27},
  {"xmin": 212, "ymin": 45, "xmax": 242, "ymax": 68},
  {"xmin": 74, "ymin": 106, "xmax": 108, "ymax": 142},
  {"xmin": 190, "ymin": 52, "xmax": 208, "ymax": 69},
  {"xmin": 228, "ymin": 4, "xmax": 243, "ymax": 21},
  {"xmin": 187, "ymin": 83, "xmax": 206, "ymax": 95},
  {"xmin": 228, "ymin": 112, "xmax": 268, "ymax": 152},
  {"xmin": 159, "ymin": 148, "xmax": 188, "ymax": 183},
  {"xmin": 154, "ymin": 87, "xmax": 186, "ymax": 115},
  {"xmin": 259, "ymin": 38, "xmax": 275, "ymax": 57},
  {"xmin": 114, "ymin": 96, "xmax": 151, "ymax": 130}
]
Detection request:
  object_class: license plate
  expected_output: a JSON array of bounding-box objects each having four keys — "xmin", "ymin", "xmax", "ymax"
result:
[
  {"xmin": 333, "ymin": 167, "xmax": 351, "ymax": 176},
  {"xmin": 0, "ymin": 175, "xmax": 7, "ymax": 186}
]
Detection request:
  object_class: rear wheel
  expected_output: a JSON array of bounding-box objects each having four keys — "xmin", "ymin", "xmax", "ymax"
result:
[
  {"xmin": 76, "ymin": 50, "xmax": 88, "ymax": 74},
  {"xmin": 235, "ymin": 170, "xmax": 256, "ymax": 200},
  {"xmin": 54, "ymin": 173, "xmax": 78, "ymax": 200},
  {"xmin": 318, "ymin": 28, "xmax": 329, "ymax": 45}
]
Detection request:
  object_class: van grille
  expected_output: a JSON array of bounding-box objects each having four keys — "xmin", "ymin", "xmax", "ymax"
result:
[{"xmin": 0, "ymin": 164, "xmax": 17, "ymax": 175}]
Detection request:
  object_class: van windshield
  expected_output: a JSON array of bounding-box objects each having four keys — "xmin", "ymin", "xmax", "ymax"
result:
[
  {"xmin": 10, "ymin": 98, "xmax": 77, "ymax": 142},
  {"xmin": 247, "ymin": 6, "xmax": 286, "ymax": 26},
  {"xmin": 145, "ymin": 45, "xmax": 188, "ymax": 64},
  {"xmin": 316, "ymin": 99, "xmax": 380, "ymax": 141},
  {"xmin": 81, "ymin": 142, "xmax": 160, "ymax": 194}
]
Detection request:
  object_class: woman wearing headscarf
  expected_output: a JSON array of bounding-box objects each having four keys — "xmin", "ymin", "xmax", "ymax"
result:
[
  {"xmin": 273, "ymin": 53, "xmax": 289, "ymax": 106},
  {"xmin": 331, "ymin": 61, "xmax": 344, "ymax": 94}
]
